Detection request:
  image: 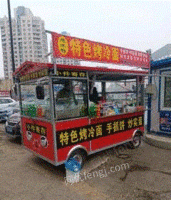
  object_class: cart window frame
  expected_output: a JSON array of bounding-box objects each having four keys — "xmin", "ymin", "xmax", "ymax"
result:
[
  {"xmin": 19, "ymin": 78, "xmax": 52, "ymax": 120},
  {"xmin": 52, "ymin": 78, "xmax": 88, "ymax": 121}
]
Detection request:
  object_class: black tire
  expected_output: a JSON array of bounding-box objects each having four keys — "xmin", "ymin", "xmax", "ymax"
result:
[
  {"xmin": 129, "ymin": 134, "xmax": 141, "ymax": 149},
  {"xmin": 69, "ymin": 149, "xmax": 86, "ymax": 169},
  {"xmin": 15, "ymin": 136, "xmax": 22, "ymax": 144}
]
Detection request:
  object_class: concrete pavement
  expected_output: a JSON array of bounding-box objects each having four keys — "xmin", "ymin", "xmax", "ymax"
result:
[
  {"xmin": 143, "ymin": 132, "xmax": 171, "ymax": 150},
  {"xmin": 1, "ymin": 122, "xmax": 171, "ymax": 200}
]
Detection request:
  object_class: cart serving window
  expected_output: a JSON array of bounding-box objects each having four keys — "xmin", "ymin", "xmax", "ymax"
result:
[
  {"xmin": 20, "ymin": 82, "xmax": 51, "ymax": 119},
  {"xmin": 14, "ymin": 32, "xmax": 149, "ymax": 168},
  {"xmin": 53, "ymin": 78, "xmax": 88, "ymax": 120}
]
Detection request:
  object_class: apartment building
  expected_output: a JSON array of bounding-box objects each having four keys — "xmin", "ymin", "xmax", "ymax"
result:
[{"xmin": 0, "ymin": 6, "xmax": 48, "ymax": 79}]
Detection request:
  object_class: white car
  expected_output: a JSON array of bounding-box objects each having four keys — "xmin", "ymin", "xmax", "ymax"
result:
[{"xmin": 0, "ymin": 97, "xmax": 19, "ymax": 122}]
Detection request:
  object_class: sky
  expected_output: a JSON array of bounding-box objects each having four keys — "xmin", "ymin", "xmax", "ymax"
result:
[{"xmin": 0, "ymin": 0, "xmax": 170, "ymax": 78}]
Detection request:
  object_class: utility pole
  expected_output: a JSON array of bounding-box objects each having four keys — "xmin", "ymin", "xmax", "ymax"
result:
[{"xmin": 7, "ymin": 0, "xmax": 15, "ymax": 82}]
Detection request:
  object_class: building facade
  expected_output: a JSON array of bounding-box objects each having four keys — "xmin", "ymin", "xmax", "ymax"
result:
[
  {"xmin": 147, "ymin": 58, "xmax": 171, "ymax": 137},
  {"xmin": 0, "ymin": 78, "xmax": 12, "ymax": 91},
  {"xmin": 152, "ymin": 44, "xmax": 171, "ymax": 61},
  {"xmin": 0, "ymin": 6, "xmax": 48, "ymax": 79}
]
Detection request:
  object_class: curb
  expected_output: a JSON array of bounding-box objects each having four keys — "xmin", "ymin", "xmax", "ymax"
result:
[{"xmin": 143, "ymin": 133, "xmax": 171, "ymax": 150}]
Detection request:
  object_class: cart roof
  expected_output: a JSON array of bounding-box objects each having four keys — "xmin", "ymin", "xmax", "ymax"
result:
[{"xmin": 14, "ymin": 61, "xmax": 148, "ymax": 82}]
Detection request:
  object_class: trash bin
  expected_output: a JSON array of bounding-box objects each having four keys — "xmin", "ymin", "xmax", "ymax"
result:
[{"xmin": 65, "ymin": 158, "xmax": 81, "ymax": 184}]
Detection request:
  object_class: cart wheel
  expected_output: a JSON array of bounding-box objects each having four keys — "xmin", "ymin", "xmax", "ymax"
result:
[
  {"xmin": 69, "ymin": 149, "xmax": 86, "ymax": 169},
  {"xmin": 129, "ymin": 134, "xmax": 141, "ymax": 149}
]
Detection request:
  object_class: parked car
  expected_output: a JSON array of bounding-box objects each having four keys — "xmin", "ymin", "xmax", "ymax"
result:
[
  {"xmin": 0, "ymin": 97, "xmax": 17, "ymax": 108},
  {"xmin": 5, "ymin": 111, "xmax": 21, "ymax": 139},
  {"xmin": 0, "ymin": 97, "xmax": 19, "ymax": 122}
]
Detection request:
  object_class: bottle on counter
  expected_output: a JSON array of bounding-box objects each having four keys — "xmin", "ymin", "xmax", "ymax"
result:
[
  {"xmin": 89, "ymin": 101, "xmax": 96, "ymax": 117},
  {"xmin": 96, "ymin": 103, "xmax": 101, "ymax": 117}
]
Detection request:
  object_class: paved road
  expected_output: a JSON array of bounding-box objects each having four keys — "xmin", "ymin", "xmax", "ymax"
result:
[{"xmin": 0, "ymin": 123, "xmax": 171, "ymax": 200}]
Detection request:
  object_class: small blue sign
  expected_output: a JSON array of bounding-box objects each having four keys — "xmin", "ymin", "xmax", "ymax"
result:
[
  {"xmin": 65, "ymin": 158, "xmax": 81, "ymax": 172},
  {"xmin": 160, "ymin": 111, "xmax": 171, "ymax": 133}
]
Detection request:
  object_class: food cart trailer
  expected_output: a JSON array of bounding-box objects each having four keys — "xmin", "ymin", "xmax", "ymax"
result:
[{"xmin": 14, "ymin": 32, "xmax": 150, "ymax": 167}]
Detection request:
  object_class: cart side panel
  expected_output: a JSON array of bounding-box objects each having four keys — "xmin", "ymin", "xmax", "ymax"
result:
[
  {"xmin": 56, "ymin": 117, "xmax": 89, "ymax": 131},
  {"xmin": 90, "ymin": 112, "xmax": 144, "ymax": 124},
  {"xmin": 90, "ymin": 128, "xmax": 142, "ymax": 151},
  {"xmin": 56, "ymin": 113, "xmax": 144, "ymax": 162},
  {"xmin": 57, "ymin": 142, "xmax": 90, "ymax": 162},
  {"xmin": 22, "ymin": 117, "xmax": 55, "ymax": 162},
  {"xmin": 56, "ymin": 117, "xmax": 90, "ymax": 162},
  {"xmin": 90, "ymin": 112, "xmax": 144, "ymax": 151}
]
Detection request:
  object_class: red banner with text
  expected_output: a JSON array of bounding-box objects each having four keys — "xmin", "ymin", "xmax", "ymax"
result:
[{"xmin": 52, "ymin": 32, "xmax": 150, "ymax": 69}]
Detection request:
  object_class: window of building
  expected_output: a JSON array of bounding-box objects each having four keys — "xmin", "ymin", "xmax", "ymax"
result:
[
  {"xmin": 164, "ymin": 77, "xmax": 171, "ymax": 108},
  {"xmin": 160, "ymin": 71, "xmax": 171, "ymax": 110}
]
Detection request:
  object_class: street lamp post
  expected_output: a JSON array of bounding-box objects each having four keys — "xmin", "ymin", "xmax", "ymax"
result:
[{"xmin": 7, "ymin": 0, "xmax": 15, "ymax": 81}]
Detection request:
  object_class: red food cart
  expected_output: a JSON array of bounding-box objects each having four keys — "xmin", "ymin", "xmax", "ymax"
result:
[{"xmin": 14, "ymin": 32, "xmax": 149, "ymax": 168}]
